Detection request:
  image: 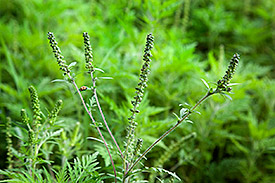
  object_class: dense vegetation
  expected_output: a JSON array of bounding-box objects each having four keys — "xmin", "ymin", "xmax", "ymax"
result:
[{"xmin": 1, "ymin": 0, "xmax": 274, "ymax": 182}]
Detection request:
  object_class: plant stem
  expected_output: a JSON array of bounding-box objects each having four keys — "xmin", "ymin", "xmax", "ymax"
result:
[
  {"xmin": 123, "ymin": 104, "xmax": 138, "ymax": 170},
  {"xmin": 68, "ymin": 73, "xmax": 117, "ymax": 183},
  {"xmin": 124, "ymin": 91, "xmax": 213, "ymax": 177},
  {"xmin": 90, "ymin": 72, "xmax": 124, "ymax": 159}
]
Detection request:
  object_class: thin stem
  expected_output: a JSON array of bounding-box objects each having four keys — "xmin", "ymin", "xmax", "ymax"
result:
[
  {"xmin": 124, "ymin": 91, "xmax": 213, "ymax": 177},
  {"xmin": 90, "ymin": 72, "xmax": 124, "ymax": 159},
  {"xmin": 68, "ymin": 73, "xmax": 117, "ymax": 183}
]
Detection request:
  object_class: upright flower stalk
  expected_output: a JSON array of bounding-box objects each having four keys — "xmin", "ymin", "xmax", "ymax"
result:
[
  {"xmin": 47, "ymin": 32, "xmax": 117, "ymax": 183},
  {"xmin": 47, "ymin": 33, "xmax": 71, "ymax": 75},
  {"xmin": 123, "ymin": 33, "xmax": 154, "ymax": 174},
  {"xmin": 83, "ymin": 32, "xmax": 123, "ymax": 158},
  {"xmin": 6, "ymin": 117, "xmax": 13, "ymax": 169},
  {"xmin": 214, "ymin": 53, "xmax": 240, "ymax": 93},
  {"xmin": 48, "ymin": 100, "xmax": 63, "ymax": 125},
  {"xmin": 124, "ymin": 53, "xmax": 240, "ymax": 178},
  {"xmin": 48, "ymin": 32, "xmax": 240, "ymax": 182},
  {"xmin": 28, "ymin": 86, "xmax": 42, "ymax": 127}
]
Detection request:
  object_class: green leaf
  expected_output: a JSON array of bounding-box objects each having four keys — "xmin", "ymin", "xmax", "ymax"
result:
[
  {"xmin": 98, "ymin": 77, "xmax": 113, "ymax": 80},
  {"xmin": 220, "ymin": 92, "xmax": 232, "ymax": 100},
  {"xmin": 227, "ymin": 83, "xmax": 241, "ymax": 86},
  {"xmin": 180, "ymin": 108, "xmax": 188, "ymax": 118},
  {"xmin": 94, "ymin": 67, "xmax": 105, "ymax": 73},
  {"xmin": 51, "ymin": 79, "xmax": 69, "ymax": 83},
  {"xmin": 185, "ymin": 119, "xmax": 193, "ymax": 124},
  {"xmin": 68, "ymin": 62, "xmax": 77, "ymax": 69},
  {"xmin": 173, "ymin": 112, "xmax": 180, "ymax": 120},
  {"xmin": 201, "ymin": 78, "xmax": 210, "ymax": 89},
  {"xmin": 193, "ymin": 110, "xmax": 201, "ymax": 115}
]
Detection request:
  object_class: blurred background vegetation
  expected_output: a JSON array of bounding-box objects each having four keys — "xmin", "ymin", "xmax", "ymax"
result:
[{"xmin": 0, "ymin": 0, "xmax": 275, "ymax": 182}]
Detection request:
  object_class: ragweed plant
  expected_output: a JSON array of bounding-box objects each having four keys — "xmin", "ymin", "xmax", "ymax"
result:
[
  {"xmin": 83, "ymin": 32, "xmax": 123, "ymax": 158},
  {"xmin": 0, "ymin": 84, "xmax": 102, "ymax": 182},
  {"xmin": 123, "ymin": 53, "xmax": 240, "ymax": 180},
  {"xmin": 5, "ymin": 117, "xmax": 13, "ymax": 170},
  {"xmin": 123, "ymin": 33, "xmax": 154, "ymax": 175},
  {"xmin": 0, "ymin": 86, "xmax": 65, "ymax": 179},
  {"xmin": 1, "ymin": 32, "xmax": 240, "ymax": 182},
  {"xmin": 48, "ymin": 32, "xmax": 118, "ymax": 182},
  {"xmin": 47, "ymin": 32, "xmax": 240, "ymax": 182}
]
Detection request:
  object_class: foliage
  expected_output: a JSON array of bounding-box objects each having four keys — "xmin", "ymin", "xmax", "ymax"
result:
[{"xmin": 1, "ymin": 0, "xmax": 275, "ymax": 182}]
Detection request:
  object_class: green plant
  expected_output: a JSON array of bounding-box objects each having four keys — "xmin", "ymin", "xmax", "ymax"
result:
[
  {"xmin": 2, "ymin": 1, "xmax": 275, "ymax": 182},
  {"xmin": 0, "ymin": 28, "xmax": 242, "ymax": 182},
  {"xmin": 44, "ymin": 32, "xmax": 239, "ymax": 182},
  {"xmin": 0, "ymin": 84, "xmax": 102, "ymax": 182}
]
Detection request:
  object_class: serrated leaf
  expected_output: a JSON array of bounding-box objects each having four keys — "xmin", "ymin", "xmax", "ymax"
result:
[
  {"xmin": 201, "ymin": 78, "xmax": 210, "ymax": 89},
  {"xmin": 94, "ymin": 145, "xmax": 111, "ymax": 167}
]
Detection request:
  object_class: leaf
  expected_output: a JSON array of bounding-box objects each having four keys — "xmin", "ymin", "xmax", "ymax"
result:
[
  {"xmin": 220, "ymin": 92, "xmax": 232, "ymax": 100},
  {"xmin": 94, "ymin": 67, "xmax": 105, "ymax": 73},
  {"xmin": 98, "ymin": 77, "xmax": 113, "ymax": 80},
  {"xmin": 94, "ymin": 145, "xmax": 111, "ymax": 167},
  {"xmin": 51, "ymin": 79, "xmax": 69, "ymax": 83},
  {"xmin": 185, "ymin": 119, "xmax": 193, "ymax": 124},
  {"xmin": 87, "ymin": 137, "xmax": 105, "ymax": 144},
  {"xmin": 179, "ymin": 102, "xmax": 190, "ymax": 107},
  {"xmin": 230, "ymin": 138, "xmax": 249, "ymax": 154},
  {"xmin": 201, "ymin": 78, "xmax": 210, "ymax": 89},
  {"xmin": 193, "ymin": 110, "xmax": 201, "ymax": 115},
  {"xmin": 68, "ymin": 62, "xmax": 77, "ymax": 69},
  {"xmin": 143, "ymin": 166, "xmax": 181, "ymax": 181},
  {"xmin": 66, "ymin": 153, "xmax": 101, "ymax": 182},
  {"xmin": 173, "ymin": 112, "xmax": 180, "ymax": 120},
  {"xmin": 180, "ymin": 108, "xmax": 188, "ymax": 118},
  {"xmin": 227, "ymin": 83, "xmax": 241, "ymax": 86}
]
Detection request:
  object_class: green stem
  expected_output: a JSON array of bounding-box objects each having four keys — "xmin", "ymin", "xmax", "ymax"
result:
[{"xmin": 124, "ymin": 91, "xmax": 213, "ymax": 178}]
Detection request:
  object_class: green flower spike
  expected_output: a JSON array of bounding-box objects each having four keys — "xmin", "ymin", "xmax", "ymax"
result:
[
  {"xmin": 215, "ymin": 53, "xmax": 240, "ymax": 93},
  {"xmin": 48, "ymin": 100, "xmax": 63, "ymax": 125},
  {"xmin": 126, "ymin": 33, "xmax": 154, "ymax": 140},
  {"xmin": 47, "ymin": 32, "xmax": 70, "ymax": 75},
  {"xmin": 28, "ymin": 129, "xmax": 35, "ymax": 144},
  {"xmin": 28, "ymin": 86, "xmax": 42, "ymax": 126},
  {"xmin": 133, "ymin": 138, "xmax": 143, "ymax": 158},
  {"xmin": 124, "ymin": 34, "xmax": 154, "ymax": 168},
  {"xmin": 83, "ymin": 32, "xmax": 94, "ymax": 72},
  {"xmin": 21, "ymin": 109, "xmax": 29, "ymax": 125},
  {"xmin": 6, "ymin": 117, "xmax": 13, "ymax": 169},
  {"xmin": 71, "ymin": 122, "xmax": 81, "ymax": 147}
]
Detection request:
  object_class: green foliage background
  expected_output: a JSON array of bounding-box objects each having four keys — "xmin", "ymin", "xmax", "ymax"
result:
[{"xmin": 1, "ymin": 0, "xmax": 275, "ymax": 182}]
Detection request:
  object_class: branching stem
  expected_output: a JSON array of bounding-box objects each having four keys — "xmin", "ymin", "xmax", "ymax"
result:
[
  {"xmin": 90, "ymin": 72, "xmax": 124, "ymax": 159},
  {"xmin": 124, "ymin": 91, "xmax": 214, "ymax": 177},
  {"xmin": 68, "ymin": 73, "xmax": 117, "ymax": 183}
]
